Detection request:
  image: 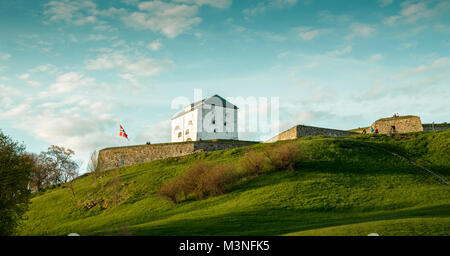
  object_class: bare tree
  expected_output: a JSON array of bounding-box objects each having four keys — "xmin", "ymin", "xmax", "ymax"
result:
[
  {"xmin": 44, "ymin": 145, "xmax": 79, "ymax": 184},
  {"xmin": 67, "ymin": 163, "xmax": 80, "ymax": 199},
  {"xmin": 87, "ymin": 150, "xmax": 99, "ymax": 183}
]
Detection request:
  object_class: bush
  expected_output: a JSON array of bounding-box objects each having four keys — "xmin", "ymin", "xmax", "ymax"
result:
[
  {"xmin": 241, "ymin": 151, "xmax": 266, "ymax": 176},
  {"xmin": 158, "ymin": 179, "xmax": 185, "ymax": 203},
  {"xmin": 198, "ymin": 164, "xmax": 237, "ymax": 199},
  {"xmin": 0, "ymin": 131, "xmax": 33, "ymax": 235},
  {"xmin": 158, "ymin": 162, "xmax": 238, "ymax": 203},
  {"xmin": 265, "ymin": 142, "xmax": 302, "ymax": 172}
]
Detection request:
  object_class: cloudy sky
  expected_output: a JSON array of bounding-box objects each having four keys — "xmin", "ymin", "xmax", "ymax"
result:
[{"xmin": 0, "ymin": 0, "xmax": 449, "ymax": 170}]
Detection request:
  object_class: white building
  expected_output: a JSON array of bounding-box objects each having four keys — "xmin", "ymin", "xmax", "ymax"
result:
[{"xmin": 171, "ymin": 95, "xmax": 239, "ymax": 142}]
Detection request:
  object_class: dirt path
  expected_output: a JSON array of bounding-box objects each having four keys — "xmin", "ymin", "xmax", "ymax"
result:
[{"xmin": 352, "ymin": 140, "xmax": 450, "ymax": 186}]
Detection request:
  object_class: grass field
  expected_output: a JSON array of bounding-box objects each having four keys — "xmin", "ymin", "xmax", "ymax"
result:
[{"xmin": 19, "ymin": 130, "xmax": 450, "ymax": 236}]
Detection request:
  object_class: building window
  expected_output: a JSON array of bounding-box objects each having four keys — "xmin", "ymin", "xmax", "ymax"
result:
[
  {"xmin": 188, "ymin": 120, "xmax": 193, "ymax": 125},
  {"xmin": 214, "ymin": 129, "xmax": 217, "ymax": 133},
  {"xmin": 224, "ymin": 122, "xmax": 227, "ymax": 126},
  {"xmin": 175, "ymin": 125, "xmax": 180, "ymax": 130},
  {"xmin": 185, "ymin": 129, "xmax": 189, "ymax": 135},
  {"xmin": 212, "ymin": 120, "xmax": 215, "ymax": 124},
  {"xmin": 178, "ymin": 132, "xmax": 182, "ymax": 138}
]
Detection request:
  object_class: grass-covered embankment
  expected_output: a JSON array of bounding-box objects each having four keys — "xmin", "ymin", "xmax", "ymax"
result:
[{"xmin": 19, "ymin": 130, "xmax": 450, "ymax": 236}]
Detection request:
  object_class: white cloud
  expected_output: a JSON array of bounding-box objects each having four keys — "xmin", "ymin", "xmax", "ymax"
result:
[
  {"xmin": 0, "ymin": 103, "xmax": 31, "ymax": 119},
  {"xmin": 383, "ymin": 0, "xmax": 450, "ymax": 26},
  {"xmin": 317, "ymin": 10, "xmax": 352, "ymax": 23},
  {"xmin": 0, "ymin": 84, "xmax": 20, "ymax": 97},
  {"xmin": 399, "ymin": 42, "xmax": 417, "ymax": 49},
  {"xmin": 118, "ymin": 73, "xmax": 140, "ymax": 89},
  {"xmin": 347, "ymin": 23, "xmax": 375, "ymax": 39},
  {"xmin": 326, "ymin": 45, "xmax": 353, "ymax": 57},
  {"xmin": 173, "ymin": 0, "xmax": 232, "ymax": 8},
  {"xmin": 370, "ymin": 54, "xmax": 383, "ymax": 61},
  {"xmin": 29, "ymin": 64, "xmax": 58, "ymax": 74},
  {"xmin": 226, "ymin": 19, "xmax": 286, "ymax": 42},
  {"xmin": 18, "ymin": 109, "xmax": 121, "ymax": 153},
  {"xmin": 3, "ymin": 93, "xmax": 124, "ymax": 160},
  {"xmin": 390, "ymin": 57, "xmax": 450, "ymax": 79},
  {"xmin": 293, "ymin": 26, "xmax": 330, "ymax": 40},
  {"xmin": 28, "ymin": 80, "xmax": 42, "ymax": 87},
  {"xmin": 243, "ymin": 0, "xmax": 298, "ymax": 16},
  {"xmin": 86, "ymin": 34, "xmax": 117, "ymax": 41},
  {"xmin": 41, "ymin": 72, "xmax": 94, "ymax": 96},
  {"xmin": 123, "ymin": 1, "xmax": 202, "ymax": 38},
  {"xmin": 86, "ymin": 51, "xmax": 170, "ymax": 76},
  {"xmin": 43, "ymin": 0, "xmax": 126, "ymax": 25},
  {"xmin": 44, "ymin": 0, "xmax": 98, "ymax": 25},
  {"xmin": 0, "ymin": 52, "xmax": 11, "ymax": 60},
  {"xmin": 147, "ymin": 39, "xmax": 163, "ymax": 51},
  {"xmin": 134, "ymin": 120, "xmax": 171, "ymax": 144},
  {"xmin": 434, "ymin": 23, "xmax": 450, "ymax": 33},
  {"xmin": 378, "ymin": 0, "xmax": 393, "ymax": 8},
  {"xmin": 17, "ymin": 73, "xmax": 30, "ymax": 80},
  {"xmin": 0, "ymin": 84, "xmax": 29, "ymax": 118}
]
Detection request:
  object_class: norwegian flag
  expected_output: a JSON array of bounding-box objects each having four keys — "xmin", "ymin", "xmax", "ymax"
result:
[{"xmin": 119, "ymin": 125, "xmax": 129, "ymax": 141}]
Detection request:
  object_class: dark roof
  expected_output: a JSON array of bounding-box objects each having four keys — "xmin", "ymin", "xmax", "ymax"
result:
[{"xmin": 171, "ymin": 94, "xmax": 238, "ymax": 120}]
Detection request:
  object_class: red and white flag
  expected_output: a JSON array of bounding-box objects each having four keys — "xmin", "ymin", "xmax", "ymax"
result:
[{"xmin": 119, "ymin": 125, "xmax": 129, "ymax": 141}]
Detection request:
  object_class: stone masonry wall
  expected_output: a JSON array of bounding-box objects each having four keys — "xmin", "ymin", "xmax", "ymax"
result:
[
  {"xmin": 98, "ymin": 140, "xmax": 257, "ymax": 171},
  {"xmin": 371, "ymin": 116, "xmax": 423, "ymax": 134},
  {"xmin": 297, "ymin": 125, "xmax": 356, "ymax": 138},
  {"xmin": 423, "ymin": 125, "xmax": 450, "ymax": 131},
  {"xmin": 266, "ymin": 125, "xmax": 356, "ymax": 142},
  {"xmin": 265, "ymin": 126, "xmax": 298, "ymax": 143}
]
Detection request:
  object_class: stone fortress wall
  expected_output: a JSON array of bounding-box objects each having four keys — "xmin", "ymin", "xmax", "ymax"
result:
[
  {"xmin": 98, "ymin": 115, "xmax": 446, "ymax": 171},
  {"xmin": 371, "ymin": 116, "xmax": 423, "ymax": 134},
  {"xmin": 266, "ymin": 125, "xmax": 357, "ymax": 143},
  {"xmin": 98, "ymin": 140, "xmax": 257, "ymax": 171},
  {"xmin": 422, "ymin": 123, "xmax": 450, "ymax": 131}
]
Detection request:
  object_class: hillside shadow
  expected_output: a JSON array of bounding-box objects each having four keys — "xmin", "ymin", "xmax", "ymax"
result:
[{"xmin": 126, "ymin": 203, "xmax": 450, "ymax": 236}]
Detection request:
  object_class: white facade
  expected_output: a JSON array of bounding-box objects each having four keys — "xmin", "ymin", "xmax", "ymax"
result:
[{"xmin": 171, "ymin": 95, "xmax": 239, "ymax": 142}]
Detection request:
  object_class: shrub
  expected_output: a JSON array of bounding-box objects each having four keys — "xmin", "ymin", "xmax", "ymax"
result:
[
  {"xmin": 198, "ymin": 164, "xmax": 237, "ymax": 199},
  {"xmin": 158, "ymin": 162, "xmax": 238, "ymax": 203},
  {"xmin": 265, "ymin": 142, "xmax": 302, "ymax": 171},
  {"xmin": 158, "ymin": 179, "xmax": 185, "ymax": 203},
  {"xmin": 241, "ymin": 151, "xmax": 266, "ymax": 176}
]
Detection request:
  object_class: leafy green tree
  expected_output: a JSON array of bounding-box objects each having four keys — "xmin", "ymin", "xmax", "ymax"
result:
[{"xmin": 0, "ymin": 131, "xmax": 33, "ymax": 235}]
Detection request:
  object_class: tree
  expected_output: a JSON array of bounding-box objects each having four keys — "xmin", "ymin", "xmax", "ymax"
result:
[
  {"xmin": 42, "ymin": 145, "xmax": 79, "ymax": 185},
  {"xmin": 28, "ymin": 153, "xmax": 48, "ymax": 192},
  {"xmin": 67, "ymin": 164, "xmax": 79, "ymax": 199},
  {"xmin": 87, "ymin": 150, "xmax": 99, "ymax": 183},
  {"xmin": 0, "ymin": 130, "xmax": 33, "ymax": 235}
]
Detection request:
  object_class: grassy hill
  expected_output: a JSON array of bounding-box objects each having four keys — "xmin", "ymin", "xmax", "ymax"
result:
[{"xmin": 19, "ymin": 130, "xmax": 450, "ymax": 236}]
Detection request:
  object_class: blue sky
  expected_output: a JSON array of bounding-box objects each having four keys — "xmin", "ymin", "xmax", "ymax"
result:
[{"xmin": 0, "ymin": 0, "xmax": 449, "ymax": 170}]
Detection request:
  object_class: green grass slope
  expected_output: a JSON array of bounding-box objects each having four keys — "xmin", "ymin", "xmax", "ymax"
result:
[{"xmin": 19, "ymin": 131, "xmax": 450, "ymax": 236}]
